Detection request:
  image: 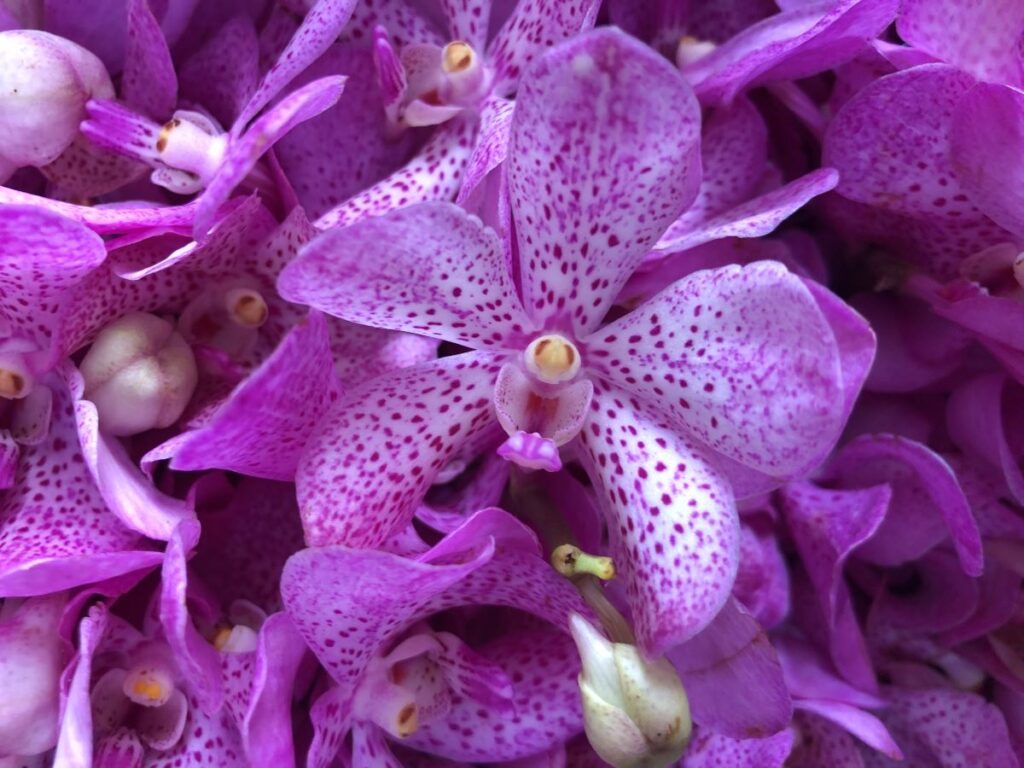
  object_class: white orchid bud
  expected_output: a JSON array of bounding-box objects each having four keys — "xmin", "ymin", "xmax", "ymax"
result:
[
  {"xmin": 80, "ymin": 312, "xmax": 198, "ymax": 436},
  {"xmin": 0, "ymin": 30, "xmax": 114, "ymax": 179},
  {"xmin": 569, "ymin": 614, "xmax": 691, "ymax": 768}
]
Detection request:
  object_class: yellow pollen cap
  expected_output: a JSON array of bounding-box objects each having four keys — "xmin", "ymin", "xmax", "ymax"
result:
[
  {"xmin": 442, "ymin": 41, "xmax": 474, "ymax": 73},
  {"xmin": 524, "ymin": 334, "xmax": 581, "ymax": 384}
]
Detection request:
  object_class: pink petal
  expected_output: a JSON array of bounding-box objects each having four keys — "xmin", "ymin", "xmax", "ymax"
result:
[
  {"xmin": 177, "ymin": 14, "xmax": 260, "ymax": 127},
  {"xmin": 54, "ymin": 604, "xmax": 109, "ymax": 768},
  {"xmin": 0, "ymin": 187, "xmax": 200, "ymax": 235},
  {"xmin": 440, "ymin": 0, "xmax": 491, "ymax": 49},
  {"xmin": 329, "ymin": 318, "xmax": 439, "ymax": 390},
  {"xmin": 576, "ymin": 382, "xmax": 740, "ymax": 654},
  {"xmin": 160, "ymin": 520, "xmax": 224, "ymax": 714},
  {"xmin": 486, "ymin": 0, "xmax": 600, "ymax": 95},
  {"xmin": 508, "ymin": 27, "xmax": 701, "ymax": 335},
  {"xmin": 789, "ymin": 711, "xmax": 865, "ymax": 768},
  {"xmin": 315, "ymin": 115, "xmax": 479, "ymax": 229},
  {"xmin": 823, "ymin": 64, "xmax": 984, "ymax": 220},
  {"xmin": 0, "ymin": 375, "xmax": 160, "ymax": 596},
  {"xmin": 406, "ymin": 629, "xmax": 583, "ymax": 762},
  {"xmin": 143, "ymin": 690, "xmax": 247, "ymax": 768},
  {"xmin": 669, "ymin": 598, "xmax": 792, "ymax": 739},
  {"xmin": 167, "ymin": 311, "xmax": 342, "ymax": 480},
  {"xmin": 195, "ymin": 75, "xmax": 346, "ymax": 239},
  {"xmin": 236, "ymin": 0, "xmax": 358, "ymax": 127},
  {"xmin": 456, "ymin": 94, "xmax": 514, "ymax": 205},
  {"xmin": 585, "ymin": 261, "xmax": 845, "ymax": 479},
  {"xmin": 897, "ymin": 0, "xmax": 1024, "ymax": 87},
  {"xmin": 352, "ymin": 722, "xmax": 403, "ymax": 768},
  {"xmin": 295, "ymin": 352, "xmax": 505, "ymax": 547},
  {"xmin": 279, "ymin": 201, "xmax": 534, "ymax": 349},
  {"xmin": 122, "ymin": 0, "xmax": 177, "ymax": 119},
  {"xmin": 950, "ymin": 82, "xmax": 1024, "ymax": 240},
  {"xmin": 684, "ymin": 727, "xmax": 793, "ymax": 768}
]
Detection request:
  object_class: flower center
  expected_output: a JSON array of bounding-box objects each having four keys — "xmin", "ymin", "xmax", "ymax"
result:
[
  {"xmin": 224, "ymin": 288, "xmax": 269, "ymax": 328},
  {"xmin": 442, "ymin": 41, "xmax": 474, "ymax": 73},
  {"xmin": 122, "ymin": 662, "xmax": 175, "ymax": 708},
  {"xmin": 524, "ymin": 334, "xmax": 581, "ymax": 384},
  {"xmin": 0, "ymin": 368, "xmax": 28, "ymax": 399}
]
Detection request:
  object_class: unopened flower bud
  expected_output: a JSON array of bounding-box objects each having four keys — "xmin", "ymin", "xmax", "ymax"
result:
[
  {"xmin": 569, "ymin": 614, "xmax": 691, "ymax": 768},
  {"xmin": 0, "ymin": 30, "xmax": 114, "ymax": 180},
  {"xmin": 80, "ymin": 312, "xmax": 198, "ymax": 436}
]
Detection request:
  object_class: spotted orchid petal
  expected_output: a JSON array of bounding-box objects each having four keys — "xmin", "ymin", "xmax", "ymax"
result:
[
  {"xmin": 280, "ymin": 201, "xmax": 534, "ymax": 349},
  {"xmin": 898, "ymin": 0, "xmax": 1024, "ymax": 87},
  {"xmin": 576, "ymin": 382, "xmax": 740, "ymax": 654},
  {"xmin": 0, "ymin": 373, "xmax": 160, "ymax": 596},
  {"xmin": 295, "ymin": 353, "xmax": 505, "ymax": 547},
  {"xmin": 508, "ymin": 27, "xmax": 702, "ymax": 335},
  {"xmin": 456, "ymin": 94, "xmax": 514, "ymax": 206},
  {"xmin": 586, "ymin": 261, "xmax": 846, "ymax": 479},
  {"xmin": 486, "ymin": 0, "xmax": 601, "ymax": 96},
  {"xmin": 684, "ymin": 727, "xmax": 793, "ymax": 768},
  {"xmin": 439, "ymin": 0, "xmax": 491, "ymax": 50},
  {"xmin": 164, "ymin": 311, "xmax": 341, "ymax": 481},
  {"xmin": 122, "ymin": 0, "xmax": 177, "ymax": 119},
  {"xmin": 406, "ymin": 629, "xmax": 583, "ymax": 762},
  {"xmin": 315, "ymin": 115, "xmax": 478, "ymax": 229}
]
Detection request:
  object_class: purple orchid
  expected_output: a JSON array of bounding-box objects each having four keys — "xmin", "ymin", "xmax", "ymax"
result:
[{"xmin": 279, "ymin": 28, "xmax": 870, "ymax": 656}]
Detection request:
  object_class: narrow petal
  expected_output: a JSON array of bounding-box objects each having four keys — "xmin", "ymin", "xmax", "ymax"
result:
[
  {"xmin": 655, "ymin": 168, "xmax": 839, "ymax": 254},
  {"xmin": 54, "ymin": 604, "xmax": 111, "ymax": 768},
  {"xmin": 585, "ymin": 261, "xmax": 844, "ymax": 479},
  {"xmin": 236, "ymin": 0, "xmax": 359, "ymax": 127},
  {"xmin": 407, "ymin": 629, "xmax": 583, "ymax": 762},
  {"xmin": 576, "ymin": 382, "xmax": 740, "ymax": 654},
  {"xmin": 508, "ymin": 28, "xmax": 701, "ymax": 335},
  {"xmin": 195, "ymin": 76, "xmax": 346, "ymax": 238},
  {"xmin": 160, "ymin": 521, "xmax": 224, "ymax": 714},
  {"xmin": 669, "ymin": 598, "xmax": 792, "ymax": 739},
  {"xmin": 295, "ymin": 352, "xmax": 505, "ymax": 547},
  {"xmin": 486, "ymin": 0, "xmax": 600, "ymax": 95},
  {"xmin": 456, "ymin": 94, "xmax": 514, "ymax": 205},
  {"xmin": 898, "ymin": 0, "xmax": 1024, "ymax": 86},
  {"xmin": 685, "ymin": 0, "xmax": 899, "ymax": 105},
  {"xmin": 950, "ymin": 82, "xmax": 1024, "ymax": 240},
  {"xmin": 167, "ymin": 311, "xmax": 342, "ymax": 480},
  {"xmin": 314, "ymin": 115, "xmax": 478, "ymax": 229},
  {"xmin": 121, "ymin": 0, "xmax": 177, "ymax": 119},
  {"xmin": 280, "ymin": 201, "xmax": 533, "ymax": 349}
]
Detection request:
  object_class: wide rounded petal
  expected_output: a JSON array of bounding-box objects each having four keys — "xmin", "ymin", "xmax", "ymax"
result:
[
  {"xmin": 295, "ymin": 352, "xmax": 505, "ymax": 547},
  {"xmin": 575, "ymin": 382, "xmax": 740, "ymax": 654},
  {"xmin": 951, "ymin": 82, "xmax": 1024, "ymax": 240},
  {"xmin": 585, "ymin": 261, "xmax": 844, "ymax": 479},
  {"xmin": 280, "ymin": 202, "xmax": 534, "ymax": 350},
  {"xmin": 508, "ymin": 27, "xmax": 702, "ymax": 335}
]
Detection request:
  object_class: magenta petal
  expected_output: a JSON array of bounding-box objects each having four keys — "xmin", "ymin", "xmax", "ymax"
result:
[
  {"xmin": 296, "ymin": 352, "xmax": 504, "ymax": 547},
  {"xmin": 456, "ymin": 94, "xmax": 514, "ymax": 206},
  {"xmin": 407, "ymin": 629, "xmax": 582, "ymax": 761},
  {"xmin": 831, "ymin": 435, "xmax": 983, "ymax": 576},
  {"xmin": 329, "ymin": 319, "xmax": 438, "ymax": 390},
  {"xmin": 315, "ymin": 115, "xmax": 479, "ymax": 229},
  {"xmin": 352, "ymin": 722, "xmax": 402, "ymax": 768},
  {"xmin": 576, "ymin": 382, "xmax": 739, "ymax": 654},
  {"xmin": 898, "ymin": 0, "xmax": 1024, "ymax": 87},
  {"xmin": 789, "ymin": 711, "xmax": 865, "ymax": 768},
  {"xmin": 143, "ymin": 691, "xmax": 247, "ymax": 768},
  {"xmin": 0, "ymin": 187, "xmax": 200, "ymax": 235},
  {"xmin": 195, "ymin": 75, "xmax": 346, "ymax": 239},
  {"xmin": 440, "ymin": 0, "xmax": 491, "ymax": 49},
  {"xmin": 177, "ymin": 14, "xmax": 260, "ymax": 127},
  {"xmin": 508, "ymin": 28, "xmax": 701, "ymax": 335},
  {"xmin": 950, "ymin": 82, "xmax": 1024, "ymax": 240},
  {"xmin": 684, "ymin": 0, "xmax": 899, "ymax": 105},
  {"xmin": 280, "ymin": 201, "xmax": 533, "ymax": 349},
  {"xmin": 669, "ymin": 598, "xmax": 792, "ymax": 739},
  {"xmin": 121, "ymin": 0, "xmax": 177, "ymax": 119},
  {"xmin": 236, "ymin": 0, "xmax": 359, "ymax": 127},
  {"xmin": 796, "ymin": 702, "xmax": 903, "ymax": 760},
  {"xmin": 307, "ymin": 685, "xmax": 354, "ymax": 768},
  {"xmin": 823, "ymin": 64, "xmax": 983, "ymax": 220},
  {"xmin": 586, "ymin": 261, "xmax": 845, "ymax": 479},
  {"xmin": 160, "ymin": 520, "xmax": 223, "ymax": 714},
  {"xmin": 54, "ymin": 604, "xmax": 109, "ymax": 768},
  {"xmin": 168, "ymin": 311, "xmax": 342, "ymax": 480},
  {"xmin": 486, "ymin": 0, "xmax": 601, "ymax": 95},
  {"xmin": 885, "ymin": 687, "xmax": 1018, "ymax": 768},
  {"xmin": 684, "ymin": 727, "xmax": 793, "ymax": 768}
]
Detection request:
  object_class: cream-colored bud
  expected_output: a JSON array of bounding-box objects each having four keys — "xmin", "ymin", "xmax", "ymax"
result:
[
  {"xmin": 570, "ymin": 614, "xmax": 691, "ymax": 768},
  {"xmin": 80, "ymin": 312, "xmax": 198, "ymax": 436}
]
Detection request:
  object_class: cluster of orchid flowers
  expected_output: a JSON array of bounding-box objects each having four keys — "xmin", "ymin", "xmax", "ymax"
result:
[{"xmin": 1, "ymin": 0, "xmax": 1023, "ymax": 766}]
